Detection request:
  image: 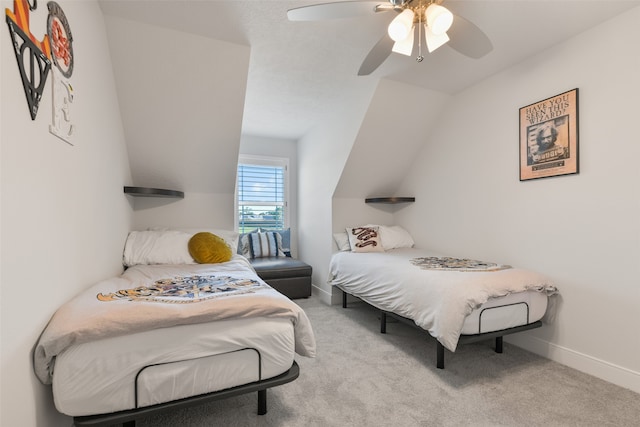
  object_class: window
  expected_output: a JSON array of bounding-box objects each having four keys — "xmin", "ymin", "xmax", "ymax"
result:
[{"xmin": 236, "ymin": 155, "xmax": 289, "ymax": 233}]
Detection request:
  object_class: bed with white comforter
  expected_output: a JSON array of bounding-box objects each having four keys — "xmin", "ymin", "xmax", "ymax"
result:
[
  {"xmin": 329, "ymin": 247, "xmax": 557, "ymax": 363},
  {"xmin": 33, "ymin": 229, "xmax": 316, "ymax": 424}
]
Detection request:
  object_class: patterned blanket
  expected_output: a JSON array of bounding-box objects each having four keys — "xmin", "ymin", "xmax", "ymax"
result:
[
  {"xmin": 410, "ymin": 256, "xmax": 511, "ymax": 272},
  {"xmin": 34, "ymin": 256, "xmax": 316, "ymax": 384},
  {"xmin": 96, "ymin": 274, "xmax": 268, "ymax": 303}
]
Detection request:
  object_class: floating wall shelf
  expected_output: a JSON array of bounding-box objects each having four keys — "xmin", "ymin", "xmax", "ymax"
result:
[
  {"xmin": 365, "ymin": 197, "xmax": 415, "ymax": 204},
  {"xmin": 124, "ymin": 186, "xmax": 184, "ymax": 199}
]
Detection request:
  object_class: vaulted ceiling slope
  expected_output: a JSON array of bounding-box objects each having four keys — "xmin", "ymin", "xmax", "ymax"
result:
[
  {"xmin": 334, "ymin": 79, "xmax": 451, "ymax": 199},
  {"xmin": 99, "ymin": 1, "xmax": 640, "ymax": 198},
  {"xmin": 103, "ymin": 15, "xmax": 250, "ymax": 194},
  {"xmin": 100, "ymin": 0, "xmax": 640, "ymax": 142}
]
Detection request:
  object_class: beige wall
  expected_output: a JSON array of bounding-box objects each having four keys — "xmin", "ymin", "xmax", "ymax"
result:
[{"xmin": 1, "ymin": 1, "xmax": 133, "ymax": 425}]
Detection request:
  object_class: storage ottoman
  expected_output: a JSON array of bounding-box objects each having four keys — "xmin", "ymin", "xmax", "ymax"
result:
[{"xmin": 250, "ymin": 257, "xmax": 312, "ymax": 299}]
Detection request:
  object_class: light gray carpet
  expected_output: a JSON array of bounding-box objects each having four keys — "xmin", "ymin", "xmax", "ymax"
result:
[{"xmin": 138, "ymin": 296, "xmax": 640, "ymax": 426}]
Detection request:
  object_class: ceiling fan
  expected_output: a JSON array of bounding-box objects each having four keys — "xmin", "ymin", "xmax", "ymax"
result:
[{"xmin": 287, "ymin": 0, "xmax": 493, "ymax": 76}]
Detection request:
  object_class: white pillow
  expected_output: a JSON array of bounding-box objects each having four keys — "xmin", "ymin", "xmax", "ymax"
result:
[
  {"xmin": 123, "ymin": 230, "xmax": 195, "ymax": 267},
  {"xmin": 333, "ymin": 232, "xmax": 351, "ymax": 251},
  {"xmin": 148, "ymin": 227, "xmax": 239, "ymax": 252},
  {"xmin": 346, "ymin": 226, "xmax": 384, "ymax": 253},
  {"xmin": 379, "ymin": 225, "xmax": 415, "ymax": 250}
]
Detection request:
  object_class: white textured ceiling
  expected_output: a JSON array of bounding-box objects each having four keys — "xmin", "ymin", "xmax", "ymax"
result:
[{"xmin": 99, "ymin": 0, "xmax": 640, "ymax": 140}]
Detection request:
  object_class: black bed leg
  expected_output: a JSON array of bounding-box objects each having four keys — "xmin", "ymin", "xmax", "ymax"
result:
[
  {"xmin": 258, "ymin": 389, "xmax": 267, "ymax": 415},
  {"xmin": 495, "ymin": 336, "xmax": 504, "ymax": 354},
  {"xmin": 122, "ymin": 421, "xmax": 135, "ymax": 427},
  {"xmin": 436, "ymin": 342, "xmax": 445, "ymax": 369},
  {"xmin": 380, "ymin": 311, "xmax": 387, "ymax": 334},
  {"xmin": 342, "ymin": 290, "xmax": 347, "ymax": 308}
]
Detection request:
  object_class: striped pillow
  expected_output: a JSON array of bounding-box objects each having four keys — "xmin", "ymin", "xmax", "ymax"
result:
[{"xmin": 246, "ymin": 231, "xmax": 285, "ymax": 258}]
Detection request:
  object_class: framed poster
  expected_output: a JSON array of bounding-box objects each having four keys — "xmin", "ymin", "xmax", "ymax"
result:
[{"xmin": 519, "ymin": 88, "xmax": 579, "ymax": 181}]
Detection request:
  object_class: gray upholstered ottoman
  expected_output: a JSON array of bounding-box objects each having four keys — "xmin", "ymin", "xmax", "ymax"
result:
[{"xmin": 250, "ymin": 257, "xmax": 312, "ymax": 299}]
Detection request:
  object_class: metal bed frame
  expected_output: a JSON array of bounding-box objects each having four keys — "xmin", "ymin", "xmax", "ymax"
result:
[
  {"xmin": 341, "ymin": 288, "xmax": 541, "ymax": 369},
  {"xmin": 72, "ymin": 347, "xmax": 299, "ymax": 427}
]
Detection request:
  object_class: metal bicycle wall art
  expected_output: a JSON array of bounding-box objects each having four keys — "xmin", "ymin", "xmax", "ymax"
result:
[{"xmin": 519, "ymin": 88, "xmax": 579, "ymax": 181}]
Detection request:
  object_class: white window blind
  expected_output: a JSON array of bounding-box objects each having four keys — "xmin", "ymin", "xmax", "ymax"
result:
[{"xmin": 236, "ymin": 156, "xmax": 288, "ymax": 233}]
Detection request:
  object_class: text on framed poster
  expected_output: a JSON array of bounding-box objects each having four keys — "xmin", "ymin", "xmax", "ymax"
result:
[{"xmin": 519, "ymin": 88, "xmax": 579, "ymax": 181}]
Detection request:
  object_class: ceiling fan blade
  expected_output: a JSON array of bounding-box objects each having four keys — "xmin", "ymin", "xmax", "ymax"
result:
[
  {"xmin": 287, "ymin": 1, "xmax": 386, "ymax": 21},
  {"xmin": 358, "ymin": 34, "xmax": 394, "ymax": 76},
  {"xmin": 447, "ymin": 14, "xmax": 493, "ymax": 59}
]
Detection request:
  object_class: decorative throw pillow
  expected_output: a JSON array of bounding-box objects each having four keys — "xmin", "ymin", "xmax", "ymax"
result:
[
  {"xmin": 242, "ymin": 231, "xmax": 285, "ymax": 258},
  {"xmin": 237, "ymin": 228, "xmax": 260, "ymax": 255},
  {"xmin": 261, "ymin": 228, "xmax": 291, "ymax": 257},
  {"xmin": 188, "ymin": 232, "xmax": 233, "ymax": 264},
  {"xmin": 346, "ymin": 226, "xmax": 384, "ymax": 253}
]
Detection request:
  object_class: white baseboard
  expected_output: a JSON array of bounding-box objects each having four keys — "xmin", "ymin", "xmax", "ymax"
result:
[
  {"xmin": 308, "ymin": 287, "xmax": 640, "ymax": 394},
  {"xmin": 312, "ymin": 284, "xmax": 333, "ymax": 305},
  {"xmin": 313, "ymin": 285, "xmax": 360, "ymax": 306},
  {"xmin": 506, "ymin": 334, "xmax": 640, "ymax": 394}
]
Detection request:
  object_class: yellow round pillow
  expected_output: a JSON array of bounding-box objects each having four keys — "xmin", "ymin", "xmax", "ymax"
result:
[{"xmin": 188, "ymin": 232, "xmax": 232, "ymax": 264}]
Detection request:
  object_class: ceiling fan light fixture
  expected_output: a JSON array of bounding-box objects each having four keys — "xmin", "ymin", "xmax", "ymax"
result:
[
  {"xmin": 425, "ymin": 24, "xmax": 450, "ymax": 53},
  {"xmin": 392, "ymin": 27, "xmax": 415, "ymax": 56},
  {"xmin": 425, "ymin": 4, "xmax": 453, "ymax": 35},
  {"xmin": 388, "ymin": 9, "xmax": 415, "ymax": 42}
]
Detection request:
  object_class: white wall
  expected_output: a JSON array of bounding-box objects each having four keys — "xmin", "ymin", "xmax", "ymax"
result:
[
  {"xmin": 130, "ymin": 135, "xmax": 299, "ymax": 250},
  {"xmin": 104, "ymin": 14, "xmax": 253, "ymax": 238},
  {"xmin": 324, "ymin": 80, "xmax": 450, "ymax": 302},
  {"xmin": 298, "ymin": 81, "xmax": 378, "ymax": 302},
  {"xmin": 103, "ymin": 15, "xmax": 250, "ymax": 195},
  {"xmin": 334, "ymin": 79, "xmax": 451, "ymax": 199},
  {"xmin": 0, "ymin": 1, "xmax": 133, "ymax": 426},
  {"xmin": 131, "ymin": 192, "xmax": 234, "ymax": 231},
  {"xmin": 332, "ymin": 198, "xmax": 395, "ymax": 237},
  {"xmin": 395, "ymin": 6, "xmax": 640, "ymax": 393}
]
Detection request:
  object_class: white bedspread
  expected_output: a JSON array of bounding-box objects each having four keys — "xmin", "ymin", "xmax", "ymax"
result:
[
  {"xmin": 328, "ymin": 248, "xmax": 558, "ymax": 352},
  {"xmin": 34, "ymin": 255, "xmax": 316, "ymax": 384}
]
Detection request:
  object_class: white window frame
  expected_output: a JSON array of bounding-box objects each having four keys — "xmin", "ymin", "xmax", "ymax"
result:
[{"xmin": 235, "ymin": 154, "xmax": 290, "ymax": 233}]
